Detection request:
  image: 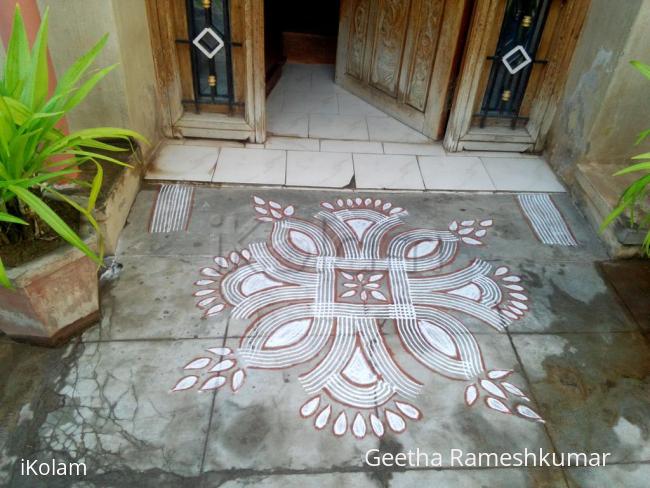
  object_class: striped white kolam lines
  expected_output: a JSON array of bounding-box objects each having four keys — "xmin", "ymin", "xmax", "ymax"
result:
[
  {"xmin": 172, "ymin": 195, "xmax": 544, "ymax": 439},
  {"xmin": 517, "ymin": 193, "xmax": 578, "ymax": 246},
  {"xmin": 149, "ymin": 184, "xmax": 195, "ymax": 233}
]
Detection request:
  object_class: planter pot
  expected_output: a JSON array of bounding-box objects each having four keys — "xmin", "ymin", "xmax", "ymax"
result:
[{"xmin": 0, "ymin": 235, "xmax": 99, "ymax": 346}]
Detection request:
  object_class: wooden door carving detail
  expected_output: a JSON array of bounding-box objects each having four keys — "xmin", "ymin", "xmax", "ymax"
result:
[
  {"xmin": 369, "ymin": 0, "xmax": 411, "ymax": 96},
  {"xmin": 337, "ymin": 0, "xmax": 467, "ymax": 139},
  {"xmin": 347, "ymin": 0, "xmax": 371, "ymax": 80},
  {"xmin": 405, "ymin": 0, "xmax": 444, "ymax": 111}
]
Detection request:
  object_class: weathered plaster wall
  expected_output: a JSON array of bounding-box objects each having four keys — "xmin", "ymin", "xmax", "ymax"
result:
[
  {"xmin": 111, "ymin": 0, "xmax": 160, "ymax": 148},
  {"xmin": 546, "ymin": 0, "xmax": 650, "ymax": 180},
  {"xmin": 36, "ymin": 0, "xmax": 160, "ymax": 152},
  {"xmin": 585, "ymin": 3, "xmax": 650, "ymax": 164}
]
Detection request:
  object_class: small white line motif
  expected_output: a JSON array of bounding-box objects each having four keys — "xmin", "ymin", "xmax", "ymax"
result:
[
  {"xmin": 517, "ymin": 193, "xmax": 578, "ymax": 246},
  {"xmin": 172, "ymin": 195, "xmax": 544, "ymax": 438},
  {"xmin": 149, "ymin": 184, "xmax": 194, "ymax": 233}
]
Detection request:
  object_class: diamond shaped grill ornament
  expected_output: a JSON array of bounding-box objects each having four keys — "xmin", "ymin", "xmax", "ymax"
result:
[
  {"xmin": 501, "ymin": 45, "xmax": 532, "ymax": 75},
  {"xmin": 193, "ymin": 27, "xmax": 225, "ymax": 59}
]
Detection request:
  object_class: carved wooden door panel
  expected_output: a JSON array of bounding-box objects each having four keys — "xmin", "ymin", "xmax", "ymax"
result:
[{"xmin": 336, "ymin": 0, "xmax": 467, "ymax": 139}]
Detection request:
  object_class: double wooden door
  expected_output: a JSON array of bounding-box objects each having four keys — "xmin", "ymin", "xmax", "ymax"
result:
[{"xmin": 335, "ymin": 0, "xmax": 468, "ymax": 139}]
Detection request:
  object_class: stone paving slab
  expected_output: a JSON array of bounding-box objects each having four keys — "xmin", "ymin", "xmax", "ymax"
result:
[
  {"xmin": 0, "ymin": 342, "xmax": 70, "ymax": 486},
  {"xmin": 95, "ymin": 255, "xmax": 237, "ymax": 341},
  {"xmin": 19, "ymin": 341, "xmax": 215, "ymax": 479},
  {"xmin": 389, "ymin": 468, "xmax": 568, "ymax": 487},
  {"xmin": 496, "ymin": 260, "xmax": 635, "ymax": 334},
  {"xmin": 202, "ymin": 468, "xmax": 569, "ymax": 487},
  {"xmin": 205, "ymin": 472, "xmax": 379, "ymax": 488},
  {"xmin": 372, "ymin": 333, "xmax": 553, "ymax": 466},
  {"xmin": 600, "ymin": 259, "xmax": 650, "ymax": 332},
  {"xmin": 513, "ymin": 332, "xmax": 650, "ymax": 463},
  {"xmin": 201, "ymin": 339, "xmax": 379, "ymax": 472},
  {"xmin": 566, "ymin": 464, "xmax": 650, "ymax": 488}
]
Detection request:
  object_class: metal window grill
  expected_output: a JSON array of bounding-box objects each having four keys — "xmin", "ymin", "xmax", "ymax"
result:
[
  {"xmin": 176, "ymin": 0, "xmax": 240, "ymax": 112},
  {"xmin": 477, "ymin": 0, "xmax": 551, "ymax": 129}
]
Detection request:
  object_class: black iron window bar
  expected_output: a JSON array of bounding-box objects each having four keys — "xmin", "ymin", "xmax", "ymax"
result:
[
  {"xmin": 176, "ymin": 0, "xmax": 243, "ymax": 113},
  {"xmin": 476, "ymin": 0, "xmax": 551, "ymax": 129}
]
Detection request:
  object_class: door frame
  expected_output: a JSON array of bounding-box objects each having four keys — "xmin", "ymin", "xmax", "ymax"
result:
[
  {"xmin": 145, "ymin": 0, "xmax": 266, "ymax": 142},
  {"xmin": 443, "ymin": 0, "xmax": 591, "ymax": 152}
]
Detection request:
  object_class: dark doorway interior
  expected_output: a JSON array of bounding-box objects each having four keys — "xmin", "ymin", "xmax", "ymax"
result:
[{"xmin": 265, "ymin": 1, "xmax": 340, "ymax": 93}]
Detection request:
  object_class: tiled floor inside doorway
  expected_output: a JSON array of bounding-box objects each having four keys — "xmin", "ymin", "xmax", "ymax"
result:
[{"xmin": 146, "ymin": 64, "xmax": 565, "ymax": 193}]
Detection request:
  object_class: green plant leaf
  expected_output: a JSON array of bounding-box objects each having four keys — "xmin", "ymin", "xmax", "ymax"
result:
[
  {"xmin": 87, "ymin": 160, "xmax": 103, "ymax": 212},
  {"xmin": 8, "ymin": 185, "xmax": 101, "ymax": 265},
  {"xmin": 62, "ymin": 65, "xmax": 116, "ymax": 113},
  {"xmin": 46, "ymin": 188, "xmax": 105, "ymax": 264},
  {"xmin": 78, "ymin": 139, "xmax": 130, "ymax": 152},
  {"xmin": 613, "ymin": 161, "xmax": 650, "ymax": 176},
  {"xmin": 0, "ymin": 211, "xmax": 28, "ymax": 225},
  {"xmin": 59, "ymin": 150, "xmax": 132, "ymax": 167},
  {"xmin": 601, "ymin": 173, "xmax": 650, "ymax": 232},
  {"xmin": 631, "ymin": 61, "xmax": 650, "ymax": 81},
  {"xmin": 21, "ymin": 8, "xmax": 50, "ymax": 109},
  {"xmin": 0, "ymin": 258, "xmax": 12, "ymax": 289},
  {"xmin": 70, "ymin": 127, "xmax": 146, "ymax": 141},
  {"xmin": 3, "ymin": 6, "xmax": 31, "ymax": 97},
  {"xmin": 635, "ymin": 128, "xmax": 650, "ymax": 145},
  {"xmin": 54, "ymin": 34, "xmax": 108, "ymax": 98},
  {"xmin": 0, "ymin": 169, "xmax": 78, "ymax": 188}
]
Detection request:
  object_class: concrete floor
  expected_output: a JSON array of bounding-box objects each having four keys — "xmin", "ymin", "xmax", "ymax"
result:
[{"xmin": 1, "ymin": 186, "xmax": 649, "ymax": 487}]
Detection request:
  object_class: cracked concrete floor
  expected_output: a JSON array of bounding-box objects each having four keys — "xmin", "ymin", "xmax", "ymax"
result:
[{"xmin": 1, "ymin": 186, "xmax": 649, "ymax": 487}]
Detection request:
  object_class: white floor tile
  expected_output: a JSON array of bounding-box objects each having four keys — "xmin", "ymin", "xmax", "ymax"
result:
[
  {"xmin": 282, "ymin": 91, "xmax": 338, "ymax": 114},
  {"xmin": 310, "ymin": 64, "xmax": 335, "ymax": 80},
  {"xmin": 367, "ymin": 116, "xmax": 431, "ymax": 143},
  {"xmin": 418, "ymin": 156, "xmax": 496, "ymax": 191},
  {"xmin": 275, "ymin": 69, "xmax": 311, "ymax": 91},
  {"xmin": 338, "ymin": 93, "xmax": 387, "ymax": 117},
  {"xmin": 266, "ymin": 89, "xmax": 284, "ymax": 113},
  {"xmin": 286, "ymin": 151, "xmax": 353, "ymax": 188},
  {"xmin": 309, "ymin": 114, "xmax": 369, "ymax": 140},
  {"xmin": 265, "ymin": 136, "xmax": 320, "ymax": 151},
  {"xmin": 320, "ymin": 140, "xmax": 383, "ymax": 153},
  {"xmin": 311, "ymin": 69, "xmax": 341, "ymax": 94},
  {"xmin": 383, "ymin": 142, "xmax": 445, "ymax": 156},
  {"xmin": 283, "ymin": 63, "xmax": 313, "ymax": 77},
  {"xmin": 481, "ymin": 157, "xmax": 566, "ymax": 192},
  {"xmin": 268, "ymin": 112, "xmax": 309, "ymax": 138},
  {"xmin": 353, "ymin": 154, "xmax": 424, "ymax": 190},
  {"xmin": 145, "ymin": 144, "xmax": 218, "ymax": 182},
  {"xmin": 213, "ymin": 148, "xmax": 286, "ymax": 185}
]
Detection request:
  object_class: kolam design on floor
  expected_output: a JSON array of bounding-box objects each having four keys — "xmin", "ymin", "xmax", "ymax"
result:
[{"xmin": 172, "ymin": 196, "xmax": 544, "ymax": 438}]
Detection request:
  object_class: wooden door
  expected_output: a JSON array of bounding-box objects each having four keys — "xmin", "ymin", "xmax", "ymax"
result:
[
  {"xmin": 170, "ymin": 0, "xmax": 247, "ymax": 115},
  {"xmin": 443, "ymin": 0, "xmax": 590, "ymax": 152},
  {"xmin": 335, "ymin": 0, "xmax": 468, "ymax": 139},
  {"xmin": 145, "ymin": 0, "xmax": 266, "ymax": 141}
]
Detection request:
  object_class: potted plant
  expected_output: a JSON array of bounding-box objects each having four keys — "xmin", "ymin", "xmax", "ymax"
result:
[
  {"xmin": 601, "ymin": 61, "xmax": 650, "ymax": 256},
  {"xmin": 0, "ymin": 7, "xmax": 145, "ymax": 344}
]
